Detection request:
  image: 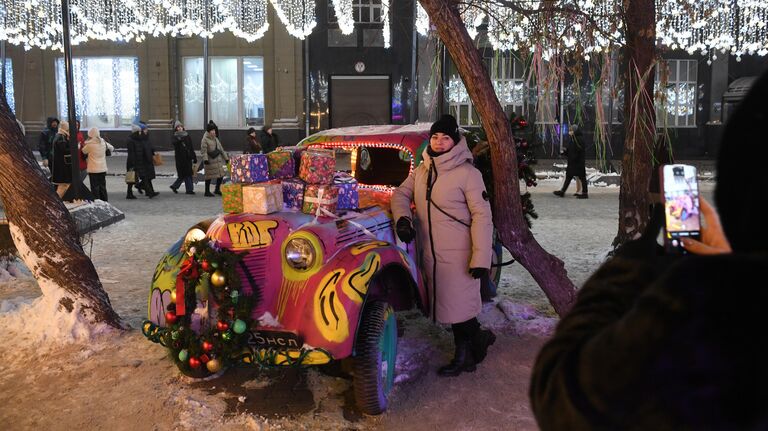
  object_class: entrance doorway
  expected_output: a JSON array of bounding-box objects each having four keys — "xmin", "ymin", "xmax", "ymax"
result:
[{"xmin": 330, "ymin": 75, "xmax": 390, "ymax": 127}]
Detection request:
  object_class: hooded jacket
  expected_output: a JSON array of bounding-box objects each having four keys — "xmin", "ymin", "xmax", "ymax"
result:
[
  {"xmin": 126, "ymin": 131, "xmax": 155, "ymax": 180},
  {"xmin": 172, "ymin": 125, "xmax": 196, "ymax": 178},
  {"xmin": 38, "ymin": 117, "xmax": 58, "ymax": 162},
  {"xmin": 530, "ymin": 71, "xmax": 768, "ymax": 430},
  {"xmin": 391, "ymin": 137, "xmax": 493, "ymax": 324},
  {"xmin": 200, "ymin": 131, "xmax": 228, "ymax": 180},
  {"xmin": 82, "ymin": 128, "xmax": 114, "ymax": 174}
]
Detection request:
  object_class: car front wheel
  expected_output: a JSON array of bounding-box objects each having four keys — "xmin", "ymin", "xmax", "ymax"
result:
[{"xmin": 352, "ymin": 300, "xmax": 397, "ymax": 415}]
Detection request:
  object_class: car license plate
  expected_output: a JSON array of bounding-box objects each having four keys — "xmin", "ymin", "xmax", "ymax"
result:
[{"xmin": 247, "ymin": 330, "xmax": 303, "ymax": 349}]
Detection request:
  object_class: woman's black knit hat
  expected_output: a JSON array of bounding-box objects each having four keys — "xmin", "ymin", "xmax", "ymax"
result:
[
  {"xmin": 206, "ymin": 120, "xmax": 218, "ymax": 132},
  {"xmin": 430, "ymin": 114, "xmax": 461, "ymax": 144}
]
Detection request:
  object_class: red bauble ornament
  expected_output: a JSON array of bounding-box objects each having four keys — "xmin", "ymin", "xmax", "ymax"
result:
[
  {"xmin": 165, "ymin": 311, "xmax": 178, "ymax": 325},
  {"xmin": 188, "ymin": 357, "xmax": 201, "ymax": 368},
  {"xmin": 199, "ymin": 354, "xmax": 210, "ymax": 363},
  {"xmin": 201, "ymin": 260, "xmax": 211, "ymax": 272},
  {"xmin": 216, "ymin": 321, "xmax": 229, "ymax": 331},
  {"xmin": 202, "ymin": 341, "xmax": 214, "ymax": 352}
]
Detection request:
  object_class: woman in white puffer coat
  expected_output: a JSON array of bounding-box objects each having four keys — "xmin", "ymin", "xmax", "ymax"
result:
[{"xmin": 82, "ymin": 127, "xmax": 114, "ymax": 201}]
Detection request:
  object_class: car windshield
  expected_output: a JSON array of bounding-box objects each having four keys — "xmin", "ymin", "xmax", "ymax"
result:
[{"xmin": 333, "ymin": 146, "xmax": 412, "ymax": 187}]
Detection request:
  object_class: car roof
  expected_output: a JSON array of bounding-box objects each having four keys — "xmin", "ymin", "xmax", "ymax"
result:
[{"xmin": 297, "ymin": 123, "xmax": 431, "ymax": 156}]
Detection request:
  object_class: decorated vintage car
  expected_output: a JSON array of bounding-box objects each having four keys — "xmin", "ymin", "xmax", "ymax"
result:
[{"xmin": 144, "ymin": 124, "xmax": 502, "ymax": 415}]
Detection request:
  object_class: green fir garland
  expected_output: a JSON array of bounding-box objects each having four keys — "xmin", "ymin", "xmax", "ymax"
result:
[{"xmin": 143, "ymin": 239, "xmax": 256, "ymax": 378}]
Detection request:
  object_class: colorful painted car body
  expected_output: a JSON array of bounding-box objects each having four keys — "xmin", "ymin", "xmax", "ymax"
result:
[{"xmin": 148, "ymin": 125, "xmax": 432, "ymax": 363}]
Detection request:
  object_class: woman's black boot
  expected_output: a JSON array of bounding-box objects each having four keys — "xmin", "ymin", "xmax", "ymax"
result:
[
  {"xmin": 438, "ymin": 330, "xmax": 476, "ymax": 377},
  {"xmin": 204, "ymin": 180, "xmax": 214, "ymax": 197},
  {"xmin": 472, "ymin": 328, "xmax": 496, "ymax": 364},
  {"xmin": 214, "ymin": 177, "xmax": 223, "ymax": 195}
]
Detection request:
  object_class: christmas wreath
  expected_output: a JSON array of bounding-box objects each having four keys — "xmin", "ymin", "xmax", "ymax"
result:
[{"xmin": 143, "ymin": 239, "xmax": 256, "ymax": 378}]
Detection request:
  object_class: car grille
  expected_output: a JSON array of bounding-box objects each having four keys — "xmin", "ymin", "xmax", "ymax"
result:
[
  {"xmin": 236, "ymin": 247, "xmax": 269, "ymax": 298},
  {"xmin": 336, "ymin": 220, "xmax": 393, "ymax": 246}
]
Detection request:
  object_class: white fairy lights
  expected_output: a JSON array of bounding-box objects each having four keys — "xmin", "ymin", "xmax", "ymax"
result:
[
  {"xmin": 0, "ymin": 0, "xmax": 355, "ymax": 49},
  {"xmin": 415, "ymin": 0, "xmax": 767, "ymax": 57}
]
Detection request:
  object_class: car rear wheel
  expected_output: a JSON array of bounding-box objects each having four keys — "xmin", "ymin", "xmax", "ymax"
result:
[{"xmin": 352, "ymin": 300, "xmax": 397, "ymax": 415}]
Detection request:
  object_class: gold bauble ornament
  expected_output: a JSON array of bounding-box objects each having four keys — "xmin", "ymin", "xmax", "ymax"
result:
[
  {"xmin": 170, "ymin": 290, "xmax": 177, "ymax": 303},
  {"xmin": 210, "ymin": 270, "xmax": 227, "ymax": 288},
  {"xmin": 206, "ymin": 358, "xmax": 223, "ymax": 373}
]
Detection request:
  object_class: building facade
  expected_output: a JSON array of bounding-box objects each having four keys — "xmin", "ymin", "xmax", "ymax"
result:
[{"xmin": 2, "ymin": 1, "xmax": 768, "ymax": 160}]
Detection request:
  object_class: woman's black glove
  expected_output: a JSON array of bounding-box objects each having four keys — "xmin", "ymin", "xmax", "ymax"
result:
[
  {"xmin": 469, "ymin": 268, "xmax": 488, "ymax": 279},
  {"xmin": 395, "ymin": 217, "xmax": 415, "ymax": 244}
]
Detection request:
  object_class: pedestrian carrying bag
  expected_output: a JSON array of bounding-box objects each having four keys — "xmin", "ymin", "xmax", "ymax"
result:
[
  {"xmin": 152, "ymin": 153, "xmax": 163, "ymax": 166},
  {"xmin": 125, "ymin": 170, "xmax": 136, "ymax": 184},
  {"xmin": 103, "ymin": 138, "xmax": 112, "ymax": 156}
]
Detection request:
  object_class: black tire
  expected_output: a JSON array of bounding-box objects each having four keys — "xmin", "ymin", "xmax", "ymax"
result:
[{"xmin": 352, "ymin": 300, "xmax": 397, "ymax": 415}]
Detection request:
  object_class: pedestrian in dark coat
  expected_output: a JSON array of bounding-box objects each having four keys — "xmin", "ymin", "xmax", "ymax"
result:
[
  {"xmin": 553, "ymin": 126, "xmax": 588, "ymax": 198},
  {"xmin": 51, "ymin": 120, "xmax": 72, "ymax": 198},
  {"xmin": 258, "ymin": 125, "xmax": 279, "ymax": 153},
  {"xmin": 126, "ymin": 122, "xmax": 158, "ymax": 199},
  {"xmin": 530, "ymin": 70, "xmax": 768, "ymax": 431},
  {"xmin": 243, "ymin": 127, "xmax": 262, "ymax": 154},
  {"xmin": 38, "ymin": 116, "xmax": 58, "ymax": 167},
  {"xmin": 169, "ymin": 121, "xmax": 197, "ymax": 194},
  {"xmin": 391, "ymin": 114, "xmax": 495, "ymax": 377}
]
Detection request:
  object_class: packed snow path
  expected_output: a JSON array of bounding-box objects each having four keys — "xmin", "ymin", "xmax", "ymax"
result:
[{"xmin": 0, "ymin": 175, "xmax": 715, "ymax": 430}]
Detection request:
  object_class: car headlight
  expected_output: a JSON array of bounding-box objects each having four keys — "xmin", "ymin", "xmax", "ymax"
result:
[
  {"xmin": 285, "ymin": 237, "xmax": 316, "ymax": 270},
  {"xmin": 183, "ymin": 228, "xmax": 207, "ymax": 252}
]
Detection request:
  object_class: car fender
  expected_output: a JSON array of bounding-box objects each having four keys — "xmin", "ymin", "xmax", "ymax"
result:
[{"xmin": 294, "ymin": 240, "xmax": 418, "ymax": 359}]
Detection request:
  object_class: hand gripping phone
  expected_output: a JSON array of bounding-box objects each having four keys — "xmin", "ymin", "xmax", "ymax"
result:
[{"xmin": 660, "ymin": 164, "xmax": 701, "ymax": 253}]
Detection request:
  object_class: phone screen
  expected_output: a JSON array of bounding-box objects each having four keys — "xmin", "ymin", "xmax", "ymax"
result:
[{"xmin": 662, "ymin": 164, "xmax": 700, "ymax": 250}]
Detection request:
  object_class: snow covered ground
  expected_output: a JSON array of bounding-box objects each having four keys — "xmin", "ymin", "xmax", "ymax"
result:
[{"xmin": 0, "ymin": 175, "xmax": 716, "ymax": 430}]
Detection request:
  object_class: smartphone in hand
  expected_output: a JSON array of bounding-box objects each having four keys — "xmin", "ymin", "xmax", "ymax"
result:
[{"xmin": 660, "ymin": 164, "xmax": 701, "ymax": 253}]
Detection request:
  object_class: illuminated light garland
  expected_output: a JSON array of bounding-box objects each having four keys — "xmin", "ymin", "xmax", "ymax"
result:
[
  {"xmin": 413, "ymin": 0, "xmax": 767, "ymax": 56},
  {"xmin": 330, "ymin": 0, "xmax": 354, "ymax": 35},
  {"xmin": 382, "ymin": 0, "xmax": 391, "ymax": 49},
  {"xmin": 305, "ymin": 141, "xmax": 417, "ymax": 173},
  {"xmin": 268, "ymin": 0, "xmax": 316, "ymax": 40}
]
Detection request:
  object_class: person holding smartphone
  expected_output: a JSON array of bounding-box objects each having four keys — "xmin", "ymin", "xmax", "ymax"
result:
[{"xmin": 530, "ymin": 71, "xmax": 768, "ymax": 430}]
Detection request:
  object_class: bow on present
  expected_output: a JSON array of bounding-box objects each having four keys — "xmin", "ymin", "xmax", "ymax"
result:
[
  {"xmin": 175, "ymin": 256, "xmax": 199, "ymax": 316},
  {"xmin": 305, "ymin": 187, "xmax": 338, "ymax": 221}
]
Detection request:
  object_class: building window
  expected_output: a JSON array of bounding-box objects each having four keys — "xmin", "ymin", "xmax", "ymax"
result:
[
  {"xmin": 329, "ymin": 0, "xmax": 383, "ymax": 24},
  {"xmin": 55, "ymin": 57, "xmax": 139, "ymax": 129},
  {"xmin": 2, "ymin": 59, "xmax": 14, "ymax": 114},
  {"xmin": 656, "ymin": 59, "xmax": 698, "ymax": 128},
  {"xmin": 448, "ymin": 55, "xmax": 525, "ymax": 126},
  {"xmin": 182, "ymin": 56, "xmax": 264, "ymax": 129}
]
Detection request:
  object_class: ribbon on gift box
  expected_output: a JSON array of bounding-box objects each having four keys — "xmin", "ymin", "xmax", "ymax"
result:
[{"xmin": 304, "ymin": 187, "xmax": 338, "ymax": 221}]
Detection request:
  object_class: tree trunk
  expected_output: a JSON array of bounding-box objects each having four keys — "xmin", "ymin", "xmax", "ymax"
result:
[
  {"xmin": 614, "ymin": 0, "xmax": 657, "ymax": 246},
  {"xmin": 0, "ymin": 89, "xmax": 122, "ymax": 329},
  {"xmin": 418, "ymin": 0, "xmax": 576, "ymax": 316}
]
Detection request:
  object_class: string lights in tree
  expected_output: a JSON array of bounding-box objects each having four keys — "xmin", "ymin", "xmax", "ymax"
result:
[{"xmin": 414, "ymin": 0, "xmax": 767, "ymax": 57}]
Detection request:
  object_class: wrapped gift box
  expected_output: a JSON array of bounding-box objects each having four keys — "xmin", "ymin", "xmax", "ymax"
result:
[
  {"xmin": 302, "ymin": 185, "xmax": 338, "ymax": 216},
  {"xmin": 298, "ymin": 149, "xmax": 335, "ymax": 184},
  {"xmin": 332, "ymin": 172, "xmax": 359, "ymax": 210},
  {"xmin": 281, "ymin": 178, "xmax": 306, "ymax": 211},
  {"xmin": 267, "ymin": 150, "xmax": 296, "ymax": 179},
  {"xmin": 221, "ymin": 183, "xmax": 244, "ymax": 213},
  {"xmin": 243, "ymin": 182, "xmax": 283, "ymax": 214},
  {"xmin": 230, "ymin": 154, "xmax": 269, "ymax": 184}
]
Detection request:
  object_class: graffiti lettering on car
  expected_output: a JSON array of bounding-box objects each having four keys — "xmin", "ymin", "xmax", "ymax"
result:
[
  {"xmin": 351, "ymin": 240, "xmax": 389, "ymax": 255},
  {"xmin": 227, "ymin": 220, "xmax": 279, "ymax": 250},
  {"xmin": 315, "ymin": 269, "xmax": 349, "ymax": 342},
  {"xmin": 343, "ymin": 252, "xmax": 381, "ymax": 303}
]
